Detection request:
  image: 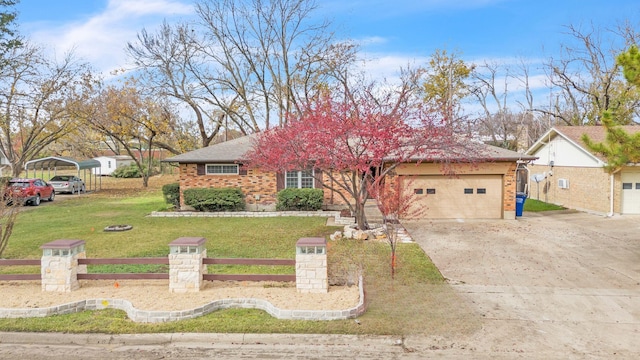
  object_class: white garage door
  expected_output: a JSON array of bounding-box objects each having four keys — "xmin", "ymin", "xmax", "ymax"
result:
[
  {"xmin": 621, "ymin": 172, "xmax": 640, "ymax": 214},
  {"xmin": 403, "ymin": 175, "xmax": 503, "ymax": 219}
]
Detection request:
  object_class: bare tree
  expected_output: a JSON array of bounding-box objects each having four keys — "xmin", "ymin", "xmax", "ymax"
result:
[
  {"xmin": 128, "ymin": 0, "xmax": 340, "ymax": 146},
  {"xmin": 127, "ymin": 22, "xmax": 226, "ymax": 148},
  {"xmin": 0, "ymin": 43, "xmax": 92, "ymax": 176},
  {"xmin": 538, "ymin": 22, "xmax": 640, "ymax": 126},
  {"xmin": 471, "ymin": 60, "xmax": 543, "ymax": 151}
]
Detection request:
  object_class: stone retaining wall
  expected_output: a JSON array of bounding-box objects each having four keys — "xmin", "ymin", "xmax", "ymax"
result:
[
  {"xmin": 0, "ymin": 277, "xmax": 365, "ymax": 323},
  {"xmin": 149, "ymin": 210, "xmax": 356, "ymax": 225}
]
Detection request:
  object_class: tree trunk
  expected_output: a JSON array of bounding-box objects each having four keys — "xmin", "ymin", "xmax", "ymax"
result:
[{"xmin": 354, "ymin": 200, "xmax": 368, "ymax": 230}]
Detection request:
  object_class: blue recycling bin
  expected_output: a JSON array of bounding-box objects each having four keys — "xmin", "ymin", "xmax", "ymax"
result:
[{"xmin": 515, "ymin": 192, "xmax": 527, "ymax": 217}]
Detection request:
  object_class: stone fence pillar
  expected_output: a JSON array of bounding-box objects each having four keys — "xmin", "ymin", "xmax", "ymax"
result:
[
  {"xmin": 169, "ymin": 237, "xmax": 207, "ymax": 293},
  {"xmin": 40, "ymin": 239, "xmax": 86, "ymax": 292},
  {"xmin": 295, "ymin": 237, "xmax": 328, "ymax": 293}
]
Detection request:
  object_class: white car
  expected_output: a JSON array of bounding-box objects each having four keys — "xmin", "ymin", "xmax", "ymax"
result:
[{"xmin": 48, "ymin": 175, "xmax": 85, "ymax": 194}]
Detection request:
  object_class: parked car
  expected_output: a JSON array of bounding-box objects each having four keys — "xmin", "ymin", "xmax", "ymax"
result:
[
  {"xmin": 48, "ymin": 175, "xmax": 85, "ymax": 194},
  {"xmin": 6, "ymin": 178, "xmax": 55, "ymax": 206}
]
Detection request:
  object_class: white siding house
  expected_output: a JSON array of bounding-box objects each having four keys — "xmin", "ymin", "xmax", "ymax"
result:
[
  {"xmin": 526, "ymin": 126, "xmax": 640, "ymax": 215},
  {"xmin": 92, "ymin": 155, "xmax": 134, "ymax": 176}
]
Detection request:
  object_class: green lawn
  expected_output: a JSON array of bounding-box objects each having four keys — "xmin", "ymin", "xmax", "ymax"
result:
[
  {"xmin": 523, "ymin": 198, "xmax": 566, "ymax": 212},
  {"xmin": 0, "ymin": 179, "xmax": 480, "ymax": 336}
]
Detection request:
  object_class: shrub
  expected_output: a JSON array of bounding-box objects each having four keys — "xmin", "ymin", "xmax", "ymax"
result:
[
  {"xmin": 276, "ymin": 188, "xmax": 323, "ymax": 211},
  {"xmin": 183, "ymin": 188, "xmax": 245, "ymax": 212},
  {"xmin": 162, "ymin": 183, "xmax": 180, "ymax": 208},
  {"xmin": 112, "ymin": 164, "xmax": 145, "ymax": 178}
]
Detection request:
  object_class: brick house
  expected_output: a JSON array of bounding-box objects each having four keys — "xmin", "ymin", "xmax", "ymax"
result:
[
  {"xmin": 526, "ymin": 126, "xmax": 640, "ymax": 215},
  {"xmin": 164, "ymin": 134, "xmax": 535, "ymax": 220}
]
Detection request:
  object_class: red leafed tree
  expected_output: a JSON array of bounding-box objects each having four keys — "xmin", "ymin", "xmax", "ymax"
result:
[
  {"xmin": 244, "ymin": 81, "xmax": 458, "ymax": 230},
  {"xmin": 368, "ymin": 176, "xmax": 424, "ymax": 278}
]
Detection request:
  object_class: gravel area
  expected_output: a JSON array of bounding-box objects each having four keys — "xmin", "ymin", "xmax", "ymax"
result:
[{"xmin": 0, "ymin": 280, "xmax": 360, "ymax": 311}]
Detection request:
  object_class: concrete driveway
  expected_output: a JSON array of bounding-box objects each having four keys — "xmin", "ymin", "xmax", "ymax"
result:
[{"xmin": 403, "ymin": 211, "xmax": 640, "ymax": 359}]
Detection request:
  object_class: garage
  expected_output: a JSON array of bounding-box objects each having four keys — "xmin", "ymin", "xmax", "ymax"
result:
[
  {"xmin": 403, "ymin": 174, "xmax": 504, "ymax": 219},
  {"xmin": 621, "ymin": 171, "xmax": 640, "ymax": 214}
]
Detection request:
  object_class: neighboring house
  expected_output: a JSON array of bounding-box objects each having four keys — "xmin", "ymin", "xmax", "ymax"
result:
[
  {"xmin": 526, "ymin": 126, "xmax": 640, "ymax": 215},
  {"xmin": 164, "ymin": 134, "xmax": 536, "ymax": 220},
  {"xmin": 92, "ymin": 155, "xmax": 135, "ymax": 176}
]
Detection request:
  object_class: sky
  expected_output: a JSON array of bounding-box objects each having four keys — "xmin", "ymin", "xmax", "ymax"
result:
[{"xmin": 14, "ymin": 0, "xmax": 640, "ymax": 110}]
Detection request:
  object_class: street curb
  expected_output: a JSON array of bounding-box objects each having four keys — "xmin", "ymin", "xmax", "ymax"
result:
[{"xmin": 0, "ymin": 332, "xmax": 403, "ymax": 348}]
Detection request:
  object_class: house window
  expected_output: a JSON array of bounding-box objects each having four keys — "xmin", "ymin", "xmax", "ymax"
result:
[
  {"xmin": 477, "ymin": 188, "xmax": 486, "ymax": 194},
  {"xmin": 286, "ymin": 170, "xmax": 314, "ymax": 188},
  {"xmin": 107, "ymin": 161, "xmax": 112, "ymax": 169},
  {"xmin": 464, "ymin": 188, "xmax": 473, "ymax": 194},
  {"xmin": 623, "ymin": 183, "xmax": 632, "ymax": 190},
  {"xmin": 414, "ymin": 189, "xmax": 424, "ymax": 195},
  {"xmin": 206, "ymin": 164, "xmax": 239, "ymax": 175},
  {"xmin": 636, "ymin": 183, "xmax": 640, "ymax": 190},
  {"xmin": 426, "ymin": 188, "xmax": 436, "ymax": 194}
]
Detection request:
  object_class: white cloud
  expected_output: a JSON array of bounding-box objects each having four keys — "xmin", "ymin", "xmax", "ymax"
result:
[
  {"xmin": 356, "ymin": 36, "xmax": 388, "ymax": 46},
  {"xmin": 28, "ymin": 0, "xmax": 193, "ymax": 76}
]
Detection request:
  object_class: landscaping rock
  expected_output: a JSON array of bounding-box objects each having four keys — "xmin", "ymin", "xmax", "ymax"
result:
[
  {"xmin": 343, "ymin": 225, "xmax": 355, "ymax": 239},
  {"xmin": 353, "ymin": 230, "xmax": 368, "ymax": 240}
]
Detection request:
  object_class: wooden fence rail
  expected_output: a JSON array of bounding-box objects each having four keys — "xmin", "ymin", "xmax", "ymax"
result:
[
  {"xmin": 0, "ymin": 259, "xmax": 41, "ymax": 281},
  {"xmin": 1, "ymin": 258, "xmax": 296, "ymax": 282},
  {"xmin": 78, "ymin": 258, "xmax": 169, "ymax": 265}
]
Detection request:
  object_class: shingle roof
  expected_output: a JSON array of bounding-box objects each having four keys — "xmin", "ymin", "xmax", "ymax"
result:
[
  {"xmin": 556, "ymin": 125, "xmax": 640, "ymax": 144},
  {"xmin": 165, "ymin": 133, "xmax": 535, "ymax": 164},
  {"xmin": 474, "ymin": 143, "xmax": 538, "ymax": 161},
  {"xmin": 531, "ymin": 126, "xmax": 640, "ymax": 162},
  {"xmin": 163, "ymin": 134, "xmax": 257, "ymax": 163}
]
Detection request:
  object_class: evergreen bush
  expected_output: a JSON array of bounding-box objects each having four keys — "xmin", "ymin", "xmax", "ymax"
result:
[
  {"xmin": 276, "ymin": 188, "xmax": 323, "ymax": 211},
  {"xmin": 183, "ymin": 188, "xmax": 245, "ymax": 212},
  {"xmin": 162, "ymin": 183, "xmax": 180, "ymax": 208}
]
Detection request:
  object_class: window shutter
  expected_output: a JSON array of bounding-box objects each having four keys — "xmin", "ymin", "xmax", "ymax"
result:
[
  {"xmin": 197, "ymin": 164, "xmax": 205, "ymax": 175},
  {"xmin": 276, "ymin": 172, "xmax": 284, "ymax": 191},
  {"xmin": 314, "ymin": 169, "xmax": 323, "ymax": 189},
  {"xmin": 239, "ymin": 165, "xmax": 247, "ymax": 176}
]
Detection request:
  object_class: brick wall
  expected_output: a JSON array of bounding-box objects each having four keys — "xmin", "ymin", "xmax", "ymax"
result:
[
  {"xmin": 321, "ymin": 170, "xmax": 355, "ymax": 208},
  {"xmin": 528, "ymin": 164, "xmax": 615, "ymax": 214},
  {"xmin": 179, "ymin": 164, "xmax": 279, "ymax": 211},
  {"xmin": 179, "ymin": 164, "xmax": 353, "ymax": 211},
  {"xmin": 503, "ymin": 162, "xmax": 517, "ymax": 213},
  {"xmin": 179, "ymin": 161, "xmax": 519, "ymax": 218}
]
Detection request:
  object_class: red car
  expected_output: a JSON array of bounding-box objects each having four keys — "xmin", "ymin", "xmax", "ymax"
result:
[{"xmin": 6, "ymin": 178, "xmax": 55, "ymax": 206}]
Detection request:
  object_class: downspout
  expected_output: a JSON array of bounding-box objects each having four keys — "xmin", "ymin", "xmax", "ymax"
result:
[{"xmin": 608, "ymin": 173, "xmax": 614, "ymax": 217}]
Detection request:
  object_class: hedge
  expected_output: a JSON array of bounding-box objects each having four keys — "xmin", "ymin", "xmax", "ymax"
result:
[
  {"xmin": 162, "ymin": 183, "xmax": 180, "ymax": 208},
  {"xmin": 276, "ymin": 188, "xmax": 323, "ymax": 211},
  {"xmin": 183, "ymin": 188, "xmax": 245, "ymax": 212}
]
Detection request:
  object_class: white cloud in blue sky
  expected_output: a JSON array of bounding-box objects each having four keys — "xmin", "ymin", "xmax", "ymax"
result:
[
  {"xmin": 16, "ymin": 0, "xmax": 640, "ymax": 113},
  {"xmin": 19, "ymin": 0, "xmax": 193, "ymax": 74}
]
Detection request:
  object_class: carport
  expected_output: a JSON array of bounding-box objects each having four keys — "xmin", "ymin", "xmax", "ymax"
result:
[{"xmin": 24, "ymin": 156, "xmax": 101, "ymax": 193}]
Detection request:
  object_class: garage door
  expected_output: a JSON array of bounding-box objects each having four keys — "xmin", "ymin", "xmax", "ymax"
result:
[
  {"xmin": 403, "ymin": 175, "xmax": 503, "ymax": 219},
  {"xmin": 621, "ymin": 171, "xmax": 640, "ymax": 214}
]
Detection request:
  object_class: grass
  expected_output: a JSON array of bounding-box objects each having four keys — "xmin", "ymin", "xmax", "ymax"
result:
[
  {"xmin": 523, "ymin": 198, "xmax": 566, "ymax": 212},
  {"xmin": 0, "ymin": 175, "xmax": 481, "ymax": 336}
]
